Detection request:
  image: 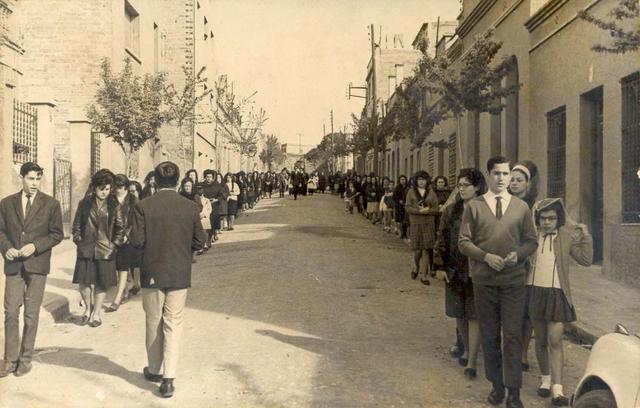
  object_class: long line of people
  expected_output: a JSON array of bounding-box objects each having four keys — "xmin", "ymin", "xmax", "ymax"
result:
[{"xmin": 329, "ymin": 158, "xmax": 593, "ymax": 408}]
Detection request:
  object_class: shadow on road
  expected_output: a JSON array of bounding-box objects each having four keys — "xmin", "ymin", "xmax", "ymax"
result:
[{"xmin": 35, "ymin": 346, "xmax": 157, "ymax": 394}]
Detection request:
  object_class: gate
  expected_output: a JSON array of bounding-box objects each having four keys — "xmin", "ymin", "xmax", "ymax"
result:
[{"xmin": 54, "ymin": 159, "xmax": 72, "ymax": 226}]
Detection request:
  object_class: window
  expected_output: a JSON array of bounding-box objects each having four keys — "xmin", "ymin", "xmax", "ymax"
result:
[
  {"xmin": 125, "ymin": 1, "xmax": 140, "ymax": 56},
  {"xmin": 547, "ymin": 106, "xmax": 566, "ymax": 199},
  {"xmin": 448, "ymin": 133, "xmax": 457, "ymax": 186},
  {"xmin": 410, "ymin": 154, "xmax": 414, "ymax": 176},
  {"xmin": 388, "ymin": 76, "xmax": 396, "ymax": 97},
  {"xmin": 396, "ymin": 64, "xmax": 405, "ymax": 85},
  {"xmin": 622, "ymin": 71, "xmax": 640, "ymax": 223},
  {"xmin": 90, "ymin": 133, "xmax": 102, "ymax": 175},
  {"xmin": 427, "ymin": 144, "xmax": 435, "ymax": 175},
  {"xmin": 416, "ymin": 150, "xmax": 421, "ymax": 171}
]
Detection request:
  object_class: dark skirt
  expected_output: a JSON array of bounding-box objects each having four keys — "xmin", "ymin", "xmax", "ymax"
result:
[
  {"xmin": 394, "ymin": 206, "xmax": 405, "ymax": 223},
  {"xmin": 115, "ymin": 244, "xmax": 142, "ymax": 270},
  {"xmin": 227, "ymin": 199, "xmax": 238, "ymax": 216},
  {"xmin": 527, "ymin": 286, "xmax": 576, "ymax": 323},
  {"xmin": 211, "ymin": 202, "xmax": 221, "ymax": 230},
  {"xmin": 219, "ymin": 198, "xmax": 228, "ymax": 216},
  {"xmin": 410, "ymin": 222, "xmax": 435, "ymax": 251},
  {"xmin": 73, "ymin": 258, "xmax": 117, "ymax": 289},
  {"xmin": 445, "ymin": 277, "xmax": 476, "ymax": 320}
]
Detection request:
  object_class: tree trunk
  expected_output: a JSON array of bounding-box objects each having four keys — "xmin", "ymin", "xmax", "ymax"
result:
[{"xmin": 456, "ymin": 114, "xmax": 464, "ymax": 169}]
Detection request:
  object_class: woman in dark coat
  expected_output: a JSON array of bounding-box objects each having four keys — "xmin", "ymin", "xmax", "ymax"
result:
[
  {"xmin": 432, "ymin": 175, "xmax": 452, "ymax": 275},
  {"xmin": 393, "ymin": 175, "xmax": 409, "ymax": 238},
  {"xmin": 436, "ymin": 168, "xmax": 486, "ymax": 379},
  {"xmin": 216, "ymin": 173, "xmax": 230, "ymax": 230},
  {"xmin": 72, "ymin": 169, "xmax": 124, "ymax": 327},
  {"xmin": 106, "ymin": 174, "xmax": 142, "ymax": 312},
  {"xmin": 179, "ymin": 177, "xmax": 204, "ymax": 261}
]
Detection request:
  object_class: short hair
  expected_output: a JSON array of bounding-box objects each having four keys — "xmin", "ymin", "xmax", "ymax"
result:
[
  {"xmin": 114, "ymin": 173, "xmax": 129, "ymax": 188},
  {"xmin": 154, "ymin": 161, "xmax": 180, "ymax": 188},
  {"xmin": 414, "ymin": 170, "xmax": 431, "ymax": 183},
  {"xmin": 433, "ymin": 175, "xmax": 448, "ymax": 187},
  {"xmin": 91, "ymin": 169, "xmax": 115, "ymax": 188},
  {"xmin": 486, "ymin": 156, "xmax": 512, "ymax": 173},
  {"xmin": 203, "ymin": 169, "xmax": 215, "ymax": 178},
  {"xmin": 20, "ymin": 162, "xmax": 43, "ymax": 177},
  {"xmin": 457, "ymin": 168, "xmax": 486, "ymax": 196},
  {"xmin": 535, "ymin": 201, "xmax": 566, "ymax": 228}
]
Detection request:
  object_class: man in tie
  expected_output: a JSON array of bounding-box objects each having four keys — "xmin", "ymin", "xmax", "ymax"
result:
[
  {"xmin": 458, "ymin": 156, "xmax": 538, "ymax": 408},
  {"xmin": 130, "ymin": 161, "xmax": 206, "ymax": 398},
  {"xmin": 0, "ymin": 162, "xmax": 63, "ymax": 377}
]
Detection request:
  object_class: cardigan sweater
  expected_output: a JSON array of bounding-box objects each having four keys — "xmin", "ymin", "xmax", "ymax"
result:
[
  {"xmin": 405, "ymin": 188, "xmax": 439, "ymax": 225},
  {"xmin": 458, "ymin": 195, "xmax": 538, "ymax": 286}
]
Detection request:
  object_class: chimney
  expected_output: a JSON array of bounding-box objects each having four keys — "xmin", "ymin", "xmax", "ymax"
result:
[{"xmin": 393, "ymin": 34, "xmax": 404, "ymax": 49}]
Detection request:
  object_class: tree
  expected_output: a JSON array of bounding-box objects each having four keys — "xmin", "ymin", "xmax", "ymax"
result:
[
  {"xmin": 259, "ymin": 134, "xmax": 285, "ymax": 171},
  {"xmin": 210, "ymin": 76, "xmax": 267, "ymax": 168},
  {"xmin": 87, "ymin": 58, "xmax": 166, "ymax": 177},
  {"xmin": 350, "ymin": 112, "xmax": 377, "ymax": 160},
  {"xmin": 380, "ymin": 79, "xmax": 448, "ymax": 149},
  {"xmin": 414, "ymin": 30, "xmax": 519, "ymax": 167},
  {"xmin": 164, "ymin": 66, "xmax": 212, "ymax": 171},
  {"xmin": 579, "ymin": 0, "xmax": 639, "ymax": 54}
]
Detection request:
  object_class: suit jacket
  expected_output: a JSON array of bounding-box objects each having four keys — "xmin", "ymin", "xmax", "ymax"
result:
[
  {"xmin": 0, "ymin": 191, "xmax": 63, "ymax": 275},
  {"xmin": 130, "ymin": 189, "xmax": 206, "ymax": 289}
]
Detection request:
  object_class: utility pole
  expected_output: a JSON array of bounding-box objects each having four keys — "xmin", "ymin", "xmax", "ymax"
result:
[
  {"xmin": 370, "ymin": 23, "xmax": 379, "ymax": 175},
  {"xmin": 330, "ymin": 109, "xmax": 335, "ymax": 173}
]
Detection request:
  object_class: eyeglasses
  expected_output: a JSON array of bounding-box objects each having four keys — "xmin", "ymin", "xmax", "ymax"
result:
[{"xmin": 457, "ymin": 183, "xmax": 473, "ymax": 189}]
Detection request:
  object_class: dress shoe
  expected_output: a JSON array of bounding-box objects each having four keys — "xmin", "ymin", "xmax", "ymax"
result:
[
  {"xmin": 0, "ymin": 361, "xmax": 18, "ymax": 377},
  {"xmin": 487, "ymin": 386, "xmax": 505, "ymax": 405},
  {"xmin": 14, "ymin": 361, "xmax": 32, "ymax": 377},
  {"xmin": 159, "ymin": 378, "xmax": 174, "ymax": 398},
  {"xmin": 506, "ymin": 393, "xmax": 524, "ymax": 408},
  {"xmin": 521, "ymin": 362, "xmax": 530, "ymax": 372},
  {"xmin": 458, "ymin": 357, "xmax": 468, "ymax": 367},
  {"xmin": 551, "ymin": 395, "xmax": 569, "ymax": 406},
  {"xmin": 538, "ymin": 386, "xmax": 551, "ymax": 398},
  {"xmin": 143, "ymin": 367, "xmax": 163, "ymax": 382}
]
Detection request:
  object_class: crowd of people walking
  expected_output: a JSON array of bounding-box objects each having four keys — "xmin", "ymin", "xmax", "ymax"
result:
[
  {"xmin": 0, "ymin": 156, "xmax": 594, "ymax": 405},
  {"xmin": 328, "ymin": 156, "xmax": 594, "ymax": 408}
]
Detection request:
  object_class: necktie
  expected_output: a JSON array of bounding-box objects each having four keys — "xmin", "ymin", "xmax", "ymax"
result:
[
  {"xmin": 25, "ymin": 194, "xmax": 32, "ymax": 218},
  {"xmin": 495, "ymin": 196, "xmax": 503, "ymax": 220}
]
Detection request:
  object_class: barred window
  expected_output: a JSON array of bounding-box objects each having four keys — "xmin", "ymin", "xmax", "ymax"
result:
[
  {"xmin": 12, "ymin": 100, "xmax": 38, "ymax": 164},
  {"xmin": 91, "ymin": 133, "xmax": 102, "ymax": 175},
  {"xmin": 448, "ymin": 133, "xmax": 457, "ymax": 186},
  {"xmin": 427, "ymin": 144, "xmax": 435, "ymax": 175},
  {"xmin": 547, "ymin": 106, "xmax": 566, "ymax": 199},
  {"xmin": 622, "ymin": 71, "xmax": 640, "ymax": 223}
]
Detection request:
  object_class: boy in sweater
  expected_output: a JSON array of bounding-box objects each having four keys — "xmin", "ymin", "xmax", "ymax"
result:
[{"xmin": 458, "ymin": 156, "xmax": 538, "ymax": 408}]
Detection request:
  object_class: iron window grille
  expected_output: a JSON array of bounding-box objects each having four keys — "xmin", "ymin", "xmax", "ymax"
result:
[
  {"xmin": 622, "ymin": 71, "xmax": 640, "ymax": 223},
  {"xmin": 547, "ymin": 106, "xmax": 566, "ymax": 200}
]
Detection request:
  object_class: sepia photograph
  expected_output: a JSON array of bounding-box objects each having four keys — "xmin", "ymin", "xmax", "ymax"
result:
[{"xmin": 0, "ymin": 0, "xmax": 639, "ymax": 406}]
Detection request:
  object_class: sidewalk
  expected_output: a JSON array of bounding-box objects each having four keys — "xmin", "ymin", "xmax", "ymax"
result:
[{"xmin": 1, "ymin": 217, "xmax": 640, "ymax": 345}]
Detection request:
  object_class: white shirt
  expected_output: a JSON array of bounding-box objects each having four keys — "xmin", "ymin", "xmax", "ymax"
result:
[
  {"xmin": 483, "ymin": 189, "xmax": 512, "ymax": 217},
  {"xmin": 22, "ymin": 190, "xmax": 38, "ymax": 216},
  {"xmin": 528, "ymin": 232, "xmax": 561, "ymax": 288}
]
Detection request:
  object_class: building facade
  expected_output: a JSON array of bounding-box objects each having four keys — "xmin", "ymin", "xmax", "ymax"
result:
[{"xmin": 376, "ymin": 0, "xmax": 639, "ymax": 285}]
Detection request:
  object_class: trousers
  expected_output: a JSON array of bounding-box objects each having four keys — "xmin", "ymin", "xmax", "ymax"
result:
[
  {"xmin": 4, "ymin": 270, "xmax": 47, "ymax": 364},
  {"xmin": 473, "ymin": 283, "xmax": 525, "ymax": 389},
  {"xmin": 142, "ymin": 287, "xmax": 188, "ymax": 378}
]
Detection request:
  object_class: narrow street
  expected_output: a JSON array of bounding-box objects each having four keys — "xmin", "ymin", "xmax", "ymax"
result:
[{"xmin": 1, "ymin": 195, "xmax": 589, "ymax": 408}]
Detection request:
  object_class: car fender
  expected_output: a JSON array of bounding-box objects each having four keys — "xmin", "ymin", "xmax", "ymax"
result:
[{"xmin": 574, "ymin": 333, "xmax": 640, "ymax": 408}]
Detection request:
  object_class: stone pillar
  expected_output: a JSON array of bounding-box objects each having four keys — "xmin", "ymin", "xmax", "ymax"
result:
[
  {"xmin": 28, "ymin": 101, "xmax": 56, "ymax": 196},
  {"xmin": 68, "ymin": 120, "xmax": 92, "ymax": 225}
]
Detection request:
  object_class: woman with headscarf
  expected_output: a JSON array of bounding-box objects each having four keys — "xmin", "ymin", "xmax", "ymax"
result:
[
  {"xmin": 72, "ymin": 169, "xmax": 124, "ymax": 327},
  {"xmin": 526, "ymin": 198, "xmax": 592, "ymax": 405},
  {"xmin": 405, "ymin": 170, "xmax": 439, "ymax": 285},
  {"xmin": 436, "ymin": 168, "xmax": 486, "ymax": 380}
]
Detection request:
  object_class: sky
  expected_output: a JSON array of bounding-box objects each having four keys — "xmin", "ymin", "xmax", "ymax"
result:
[{"xmin": 211, "ymin": 0, "xmax": 461, "ymax": 151}]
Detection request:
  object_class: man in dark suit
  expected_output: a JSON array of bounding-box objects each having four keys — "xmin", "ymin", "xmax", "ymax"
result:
[
  {"xmin": 0, "ymin": 162, "xmax": 63, "ymax": 377},
  {"xmin": 130, "ymin": 161, "xmax": 206, "ymax": 398}
]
